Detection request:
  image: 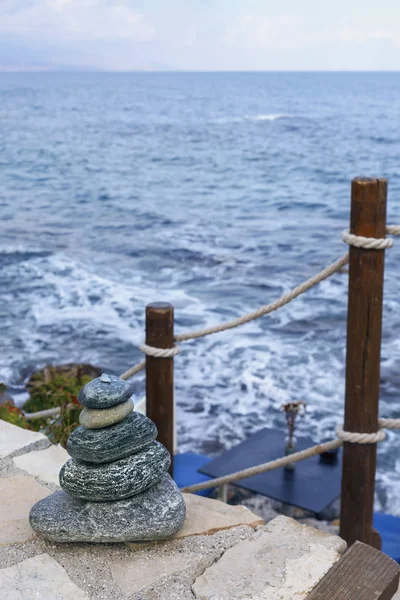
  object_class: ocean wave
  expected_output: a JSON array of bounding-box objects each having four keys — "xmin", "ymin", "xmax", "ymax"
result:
[
  {"xmin": 245, "ymin": 113, "xmax": 290, "ymax": 121},
  {"xmin": 214, "ymin": 113, "xmax": 292, "ymax": 124}
]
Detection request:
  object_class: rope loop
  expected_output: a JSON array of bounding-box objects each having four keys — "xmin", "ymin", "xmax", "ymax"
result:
[
  {"xmin": 336, "ymin": 426, "xmax": 385, "ymax": 444},
  {"xmin": 342, "ymin": 230, "xmax": 394, "ymax": 250},
  {"xmin": 378, "ymin": 417, "xmax": 400, "ymax": 430},
  {"xmin": 138, "ymin": 343, "xmax": 180, "ymax": 359}
]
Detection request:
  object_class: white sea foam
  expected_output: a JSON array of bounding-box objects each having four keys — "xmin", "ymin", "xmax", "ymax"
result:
[
  {"xmin": 245, "ymin": 113, "xmax": 289, "ymax": 121},
  {"xmin": 214, "ymin": 113, "xmax": 291, "ymax": 124}
]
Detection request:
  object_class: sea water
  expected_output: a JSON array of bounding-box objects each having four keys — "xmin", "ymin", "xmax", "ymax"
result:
[{"xmin": 1, "ymin": 71, "xmax": 400, "ymax": 512}]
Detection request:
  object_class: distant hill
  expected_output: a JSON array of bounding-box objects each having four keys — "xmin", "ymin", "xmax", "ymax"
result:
[
  {"xmin": 0, "ymin": 38, "xmax": 177, "ymax": 72},
  {"xmin": 0, "ymin": 38, "xmax": 100, "ymax": 72}
]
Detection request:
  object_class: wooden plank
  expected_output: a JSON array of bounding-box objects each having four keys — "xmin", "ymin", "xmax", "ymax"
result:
[
  {"xmin": 307, "ymin": 541, "xmax": 400, "ymax": 600},
  {"xmin": 340, "ymin": 177, "xmax": 388, "ymax": 548},
  {"xmin": 145, "ymin": 302, "xmax": 175, "ymax": 475}
]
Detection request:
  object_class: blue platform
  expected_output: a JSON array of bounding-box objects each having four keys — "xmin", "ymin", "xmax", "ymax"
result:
[
  {"xmin": 173, "ymin": 451, "xmax": 213, "ymax": 497},
  {"xmin": 374, "ymin": 512, "xmax": 400, "ymax": 563}
]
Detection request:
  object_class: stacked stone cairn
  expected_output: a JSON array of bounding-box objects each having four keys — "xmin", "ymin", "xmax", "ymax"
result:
[{"xmin": 29, "ymin": 374, "xmax": 186, "ymax": 543}]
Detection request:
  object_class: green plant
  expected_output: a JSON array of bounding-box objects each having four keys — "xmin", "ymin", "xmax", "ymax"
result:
[
  {"xmin": 0, "ymin": 397, "xmax": 39, "ymax": 431},
  {"xmin": 44, "ymin": 392, "xmax": 82, "ymax": 447},
  {"xmin": 0, "ymin": 364, "xmax": 101, "ymax": 447}
]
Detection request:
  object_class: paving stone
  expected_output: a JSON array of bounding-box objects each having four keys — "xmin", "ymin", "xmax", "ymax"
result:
[
  {"xmin": 191, "ymin": 515, "xmax": 347, "ymax": 600},
  {"xmin": 13, "ymin": 444, "xmax": 68, "ymax": 486},
  {"xmin": 0, "ymin": 420, "xmax": 46, "ymax": 459},
  {"xmin": 126, "ymin": 493, "xmax": 263, "ymax": 550},
  {"xmin": 112, "ymin": 526, "xmax": 256, "ymax": 598},
  {"xmin": 0, "ymin": 553, "xmax": 88, "ymax": 599},
  {"xmin": 0, "ymin": 475, "xmax": 51, "ymax": 546}
]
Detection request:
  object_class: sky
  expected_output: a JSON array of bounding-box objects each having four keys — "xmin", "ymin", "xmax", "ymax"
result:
[{"xmin": 1, "ymin": 0, "xmax": 400, "ymax": 71}]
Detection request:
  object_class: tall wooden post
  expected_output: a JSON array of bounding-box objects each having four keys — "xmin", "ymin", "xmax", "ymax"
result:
[
  {"xmin": 340, "ymin": 177, "xmax": 388, "ymax": 548},
  {"xmin": 146, "ymin": 302, "xmax": 175, "ymax": 476}
]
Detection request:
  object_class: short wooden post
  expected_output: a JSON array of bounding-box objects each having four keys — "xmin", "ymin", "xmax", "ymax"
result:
[
  {"xmin": 146, "ymin": 302, "xmax": 175, "ymax": 476},
  {"xmin": 340, "ymin": 177, "xmax": 388, "ymax": 548}
]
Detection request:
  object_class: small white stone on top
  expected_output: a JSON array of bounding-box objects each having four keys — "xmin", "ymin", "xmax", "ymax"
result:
[{"xmin": 100, "ymin": 373, "xmax": 112, "ymax": 383}]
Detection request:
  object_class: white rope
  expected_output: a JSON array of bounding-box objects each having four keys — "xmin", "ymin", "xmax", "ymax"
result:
[
  {"xmin": 336, "ymin": 426, "xmax": 385, "ymax": 444},
  {"xmin": 181, "ymin": 438, "xmax": 344, "ymax": 493},
  {"xmin": 137, "ymin": 343, "xmax": 180, "ymax": 359},
  {"xmin": 387, "ymin": 225, "xmax": 400, "ymax": 236},
  {"xmin": 342, "ymin": 230, "xmax": 394, "ymax": 250},
  {"xmin": 379, "ymin": 417, "xmax": 400, "ymax": 429},
  {"xmin": 121, "ymin": 223, "xmax": 400, "ymax": 376},
  {"xmin": 175, "ymin": 254, "xmax": 350, "ymax": 342},
  {"xmin": 181, "ymin": 420, "xmax": 400, "ymax": 493}
]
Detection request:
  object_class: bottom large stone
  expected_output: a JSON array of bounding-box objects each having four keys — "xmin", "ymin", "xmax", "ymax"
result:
[{"xmin": 29, "ymin": 475, "xmax": 186, "ymax": 543}]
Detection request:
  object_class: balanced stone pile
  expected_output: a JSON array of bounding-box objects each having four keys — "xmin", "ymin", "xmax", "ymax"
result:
[{"xmin": 29, "ymin": 374, "xmax": 186, "ymax": 543}]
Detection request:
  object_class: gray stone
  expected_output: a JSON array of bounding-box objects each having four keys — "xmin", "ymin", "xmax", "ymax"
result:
[
  {"xmin": 67, "ymin": 411, "xmax": 157, "ymax": 463},
  {"xmin": 29, "ymin": 474, "xmax": 186, "ymax": 543},
  {"xmin": 78, "ymin": 374, "xmax": 133, "ymax": 409},
  {"xmin": 79, "ymin": 398, "xmax": 134, "ymax": 429},
  {"xmin": 126, "ymin": 493, "xmax": 263, "ymax": 551},
  {"xmin": 60, "ymin": 441, "xmax": 170, "ymax": 501}
]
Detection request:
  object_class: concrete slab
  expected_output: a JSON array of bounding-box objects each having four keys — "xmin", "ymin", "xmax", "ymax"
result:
[
  {"xmin": 0, "ymin": 553, "xmax": 89, "ymax": 599},
  {"xmin": 192, "ymin": 515, "xmax": 347, "ymax": 600},
  {"xmin": 0, "ymin": 420, "xmax": 46, "ymax": 459},
  {"xmin": 0, "ymin": 475, "xmax": 51, "ymax": 546},
  {"xmin": 13, "ymin": 444, "xmax": 69, "ymax": 486}
]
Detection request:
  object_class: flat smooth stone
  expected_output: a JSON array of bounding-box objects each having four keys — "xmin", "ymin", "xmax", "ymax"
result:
[
  {"xmin": 67, "ymin": 412, "xmax": 157, "ymax": 463},
  {"xmin": 79, "ymin": 398, "xmax": 134, "ymax": 429},
  {"xmin": 78, "ymin": 374, "xmax": 133, "ymax": 409},
  {"xmin": 60, "ymin": 441, "xmax": 170, "ymax": 501},
  {"xmin": 30, "ymin": 474, "xmax": 186, "ymax": 543}
]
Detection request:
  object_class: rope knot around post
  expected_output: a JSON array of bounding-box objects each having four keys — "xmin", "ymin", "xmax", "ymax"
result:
[
  {"xmin": 342, "ymin": 226, "xmax": 399, "ymax": 250},
  {"xmin": 336, "ymin": 426, "xmax": 386, "ymax": 444},
  {"xmin": 138, "ymin": 343, "xmax": 181, "ymax": 359}
]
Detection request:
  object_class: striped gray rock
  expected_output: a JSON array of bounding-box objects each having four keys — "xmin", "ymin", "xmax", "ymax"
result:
[
  {"xmin": 78, "ymin": 374, "xmax": 133, "ymax": 409},
  {"xmin": 79, "ymin": 398, "xmax": 134, "ymax": 429},
  {"xmin": 29, "ymin": 474, "xmax": 186, "ymax": 543},
  {"xmin": 60, "ymin": 442, "xmax": 170, "ymax": 501},
  {"xmin": 67, "ymin": 412, "xmax": 157, "ymax": 464}
]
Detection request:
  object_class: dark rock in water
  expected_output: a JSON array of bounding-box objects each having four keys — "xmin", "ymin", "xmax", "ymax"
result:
[
  {"xmin": 29, "ymin": 474, "xmax": 186, "ymax": 543},
  {"xmin": 60, "ymin": 441, "xmax": 170, "ymax": 501},
  {"xmin": 67, "ymin": 411, "xmax": 157, "ymax": 463},
  {"xmin": 78, "ymin": 373, "xmax": 133, "ymax": 409}
]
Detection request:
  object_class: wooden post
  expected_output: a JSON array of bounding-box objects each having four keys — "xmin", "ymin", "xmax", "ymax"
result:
[
  {"xmin": 146, "ymin": 302, "xmax": 175, "ymax": 476},
  {"xmin": 340, "ymin": 177, "xmax": 388, "ymax": 548}
]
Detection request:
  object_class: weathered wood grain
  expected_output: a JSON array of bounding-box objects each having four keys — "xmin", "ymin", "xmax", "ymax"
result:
[
  {"xmin": 307, "ymin": 541, "xmax": 400, "ymax": 600},
  {"xmin": 340, "ymin": 177, "xmax": 388, "ymax": 548},
  {"xmin": 145, "ymin": 302, "xmax": 174, "ymax": 475}
]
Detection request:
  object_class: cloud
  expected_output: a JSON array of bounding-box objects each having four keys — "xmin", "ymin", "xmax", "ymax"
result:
[
  {"xmin": 222, "ymin": 13, "xmax": 322, "ymax": 50},
  {"xmin": 339, "ymin": 27, "xmax": 400, "ymax": 47},
  {"xmin": 0, "ymin": 0, "xmax": 156, "ymax": 42}
]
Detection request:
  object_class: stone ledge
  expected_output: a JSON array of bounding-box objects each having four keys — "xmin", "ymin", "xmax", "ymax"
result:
[
  {"xmin": 0, "ymin": 553, "xmax": 89, "ymax": 599},
  {"xmin": 0, "ymin": 420, "xmax": 47, "ymax": 459},
  {"xmin": 126, "ymin": 492, "xmax": 263, "ymax": 551},
  {"xmin": 0, "ymin": 475, "xmax": 52, "ymax": 546},
  {"xmin": 192, "ymin": 515, "xmax": 347, "ymax": 600},
  {"xmin": 13, "ymin": 444, "xmax": 70, "ymax": 487}
]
